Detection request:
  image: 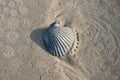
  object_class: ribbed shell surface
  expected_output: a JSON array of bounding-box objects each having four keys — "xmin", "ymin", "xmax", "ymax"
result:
[{"xmin": 43, "ymin": 26, "xmax": 74, "ymax": 56}]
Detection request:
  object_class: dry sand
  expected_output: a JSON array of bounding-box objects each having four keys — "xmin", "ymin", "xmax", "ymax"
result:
[{"xmin": 0, "ymin": 0, "xmax": 120, "ymax": 80}]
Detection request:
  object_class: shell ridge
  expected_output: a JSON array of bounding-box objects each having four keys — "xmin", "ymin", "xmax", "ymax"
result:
[
  {"xmin": 48, "ymin": 32, "xmax": 56, "ymax": 55},
  {"xmin": 43, "ymin": 32, "xmax": 49, "ymax": 51},
  {"xmin": 55, "ymin": 31, "xmax": 69, "ymax": 56},
  {"xmin": 58, "ymin": 31, "xmax": 72, "ymax": 46},
  {"xmin": 61, "ymin": 28, "xmax": 74, "ymax": 42},
  {"xmin": 57, "ymin": 31, "xmax": 71, "ymax": 50},
  {"xmin": 54, "ymin": 31, "xmax": 66, "ymax": 56},
  {"xmin": 52, "ymin": 37, "xmax": 58, "ymax": 56},
  {"xmin": 52, "ymin": 33, "xmax": 61, "ymax": 56},
  {"xmin": 49, "ymin": 31, "xmax": 63, "ymax": 56},
  {"xmin": 55, "ymin": 32, "xmax": 68, "ymax": 54},
  {"xmin": 56, "ymin": 32, "xmax": 70, "ymax": 55},
  {"xmin": 50, "ymin": 33, "xmax": 58, "ymax": 56},
  {"xmin": 53, "ymin": 27, "xmax": 74, "ymax": 56},
  {"xmin": 60, "ymin": 29, "xmax": 74, "ymax": 42},
  {"xmin": 42, "ymin": 23, "xmax": 75, "ymax": 56},
  {"xmin": 61, "ymin": 29, "xmax": 74, "ymax": 46},
  {"xmin": 60, "ymin": 28, "xmax": 72, "ymax": 36},
  {"xmin": 57, "ymin": 30, "xmax": 73, "ymax": 47},
  {"xmin": 52, "ymin": 31, "xmax": 63, "ymax": 56}
]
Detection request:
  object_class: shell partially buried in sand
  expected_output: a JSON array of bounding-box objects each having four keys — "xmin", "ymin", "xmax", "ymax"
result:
[{"xmin": 42, "ymin": 21, "xmax": 78, "ymax": 56}]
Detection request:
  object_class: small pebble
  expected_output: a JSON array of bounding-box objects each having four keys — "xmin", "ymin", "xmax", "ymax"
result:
[
  {"xmin": 74, "ymin": 49, "xmax": 76, "ymax": 52},
  {"xmin": 76, "ymin": 33, "xmax": 79, "ymax": 35},
  {"xmin": 77, "ymin": 42, "xmax": 79, "ymax": 44},
  {"xmin": 76, "ymin": 46, "xmax": 78, "ymax": 48}
]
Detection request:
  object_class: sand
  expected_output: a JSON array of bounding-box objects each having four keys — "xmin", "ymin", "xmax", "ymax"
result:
[{"xmin": 0, "ymin": 0, "xmax": 120, "ymax": 80}]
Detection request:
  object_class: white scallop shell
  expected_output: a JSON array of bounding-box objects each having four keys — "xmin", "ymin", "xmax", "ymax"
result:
[{"xmin": 42, "ymin": 22, "xmax": 74, "ymax": 56}]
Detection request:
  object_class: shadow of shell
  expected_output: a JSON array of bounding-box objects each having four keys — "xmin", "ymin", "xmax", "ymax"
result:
[{"xmin": 30, "ymin": 27, "xmax": 47, "ymax": 51}]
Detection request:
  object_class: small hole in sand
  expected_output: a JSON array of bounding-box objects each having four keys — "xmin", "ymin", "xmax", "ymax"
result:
[
  {"xmin": 73, "ymin": 55, "xmax": 77, "ymax": 58},
  {"xmin": 74, "ymin": 49, "xmax": 76, "ymax": 52},
  {"xmin": 76, "ymin": 46, "xmax": 78, "ymax": 48},
  {"xmin": 77, "ymin": 36, "xmax": 79, "ymax": 39},
  {"xmin": 76, "ymin": 33, "xmax": 79, "ymax": 35},
  {"xmin": 77, "ymin": 42, "xmax": 79, "ymax": 44}
]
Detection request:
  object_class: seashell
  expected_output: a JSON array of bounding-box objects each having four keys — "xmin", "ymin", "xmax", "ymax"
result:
[{"xmin": 42, "ymin": 21, "xmax": 75, "ymax": 56}]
